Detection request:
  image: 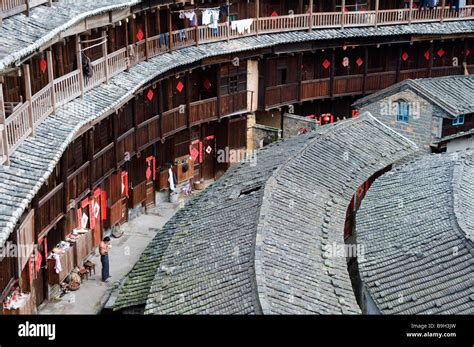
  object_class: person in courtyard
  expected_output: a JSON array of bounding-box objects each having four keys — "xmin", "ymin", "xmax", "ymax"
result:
[{"xmin": 99, "ymin": 237, "xmax": 112, "ymax": 282}]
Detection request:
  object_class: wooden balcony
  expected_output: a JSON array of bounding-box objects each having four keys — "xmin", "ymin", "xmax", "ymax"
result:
[
  {"xmin": 136, "ymin": 115, "xmax": 160, "ymax": 151},
  {"xmin": 37, "ymin": 183, "xmax": 64, "ymax": 238},
  {"xmin": 301, "ymin": 78, "xmax": 330, "ymax": 101},
  {"xmin": 220, "ymin": 90, "xmax": 250, "ymax": 117},
  {"xmin": 0, "ymin": 0, "xmax": 50, "ymax": 20}
]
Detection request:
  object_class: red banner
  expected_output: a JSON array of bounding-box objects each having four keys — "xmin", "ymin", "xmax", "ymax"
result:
[{"xmin": 101, "ymin": 190, "xmax": 107, "ymax": 220}]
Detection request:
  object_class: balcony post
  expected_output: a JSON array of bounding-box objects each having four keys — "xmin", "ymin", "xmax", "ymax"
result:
[
  {"xmin": 144, "ymin": 11, "xmax": 150, "ymax": 61},
  {"xmin": 46, "ymin": 50, "xmax": 56, "ymax": 113},
  {"xmin": 440, "ymin": 0, "xmax": 446, "ymax": 23},
  {"xmin": 125, "ymin": 18, "xmax": 130, "ymax": 71},
  {"xmin": 25, "ymin": 0, "xmax": 30, "ymax": 17},
  {"xmin": 76, "ymin": 35, "xmax": 85, "ymax": 99},
  {"xmin": 409, "ymin": 0, "xmax": 413, "ymax": 24},
  {"xmin": 308, "ymin": 0, "xmax": 313, "ymax": 32},
  {"xmin": 226, "ymin": 0, "xmax": 230, "ymax": 43},
  {"xmin": 375, "ymin": 0, "xmax": 379, "ymax": 28},
  {"xmin": 341, "ymin": 0, "xmax": 346, "ymax": 29},
  {"xmin": 217, "ymin": 64, "xmax": 222, "ymax": 119},
  {"xmin": 23, "ymin": 64, "xmax": 35, "ymax": 137},
  {"xmin": 168, "ymin": 9, "xmax": 173, "ymax": 52},
  {"xmin": 0, "ymin": 85, "xmax": 10, "ymax": 166},
  {"xmin": 185, "ymin": 72, "xmax": 191, "ymax": 128},
  {"xmin": 101, "ymin": 30, "xmax": 109, "ymax": 83}
]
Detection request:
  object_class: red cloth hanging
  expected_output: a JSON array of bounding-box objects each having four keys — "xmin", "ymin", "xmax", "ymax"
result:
[
  {"xmin": 43, "ymin": 238, "xmax": 48, "ymax": 269},
  {"xmin": 101, "ymin": 191, "xmax": 107, "ymax": 220},
  {"xmin": 35, "ymin": 251, "xmax": 42, "ymax": 274}
]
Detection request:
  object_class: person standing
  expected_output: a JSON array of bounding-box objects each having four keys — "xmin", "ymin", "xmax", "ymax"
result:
[{"xmin": 99, "ymin": 237, "xmax": 111, "ymax": 282}]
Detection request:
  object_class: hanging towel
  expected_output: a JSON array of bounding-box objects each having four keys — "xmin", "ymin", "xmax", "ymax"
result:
[
  {"xmin": 231, "ymin": 19, "xmax": 253, "ymax": 34},
  {"xmin": 202, "ymin": 9, "xmax": 212, "ymax": 25},
  {"xmin": 168, "ymin": 168, "xmax": 175, "ymax": 191},
  {"xmin": 179, "ymin": 29, "xmax": 187, "ymax": 41},
  {"xmin": 208, "ymin": 9, "xmax": 220, "ymax": 29},
  {"xmin": 184, "ymin": 11, "xmax": 197, "ymax": 26}
]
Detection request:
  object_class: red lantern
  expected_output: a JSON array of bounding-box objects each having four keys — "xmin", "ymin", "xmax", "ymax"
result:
[
  {"xmin": 424, "ymin": 51, "xmax": 430, "ymax": 61},
  {"xmin": 136, "ymin": 28, "xmax": 144, "ymax": 41},
  {"xmin": 40, "ymin": 58, "xmax": 47, "ymax": 74},
  {"xmin": 401, "ymin": 52, "xmax": 409, "ymax": 61},
  {"xmin": 322, "ymin": 59, "xmax": 331, "ymax": 69},
  {"xmin": 176, "ymin": 81, "xmax": 184, "ymax": 93}
]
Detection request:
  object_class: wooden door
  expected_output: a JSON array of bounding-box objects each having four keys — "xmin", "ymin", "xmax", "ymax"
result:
[
  {"xmin": 145, "ymin": 156, "xmax": 156, "ymax": 208},
  {"xmin": 201, "ymin": 136, "xmax": 216, "ymax": 180},
  {"xmin": 91, "ymin": 190, "xmax": 103, "ymax": 248}
]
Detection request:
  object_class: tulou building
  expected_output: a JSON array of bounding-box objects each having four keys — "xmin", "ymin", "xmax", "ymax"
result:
[{"xmin": 0, "ymin": 0, "xmax": 473, "ymax": 315}]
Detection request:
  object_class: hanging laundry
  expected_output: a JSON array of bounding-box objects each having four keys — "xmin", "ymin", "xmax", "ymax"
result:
[
  {"xmin": 184, "ymin": 11, "xmax": 198, "ymax": 26},
  {"xmin": 231, "ymin": 19, "xmax": 253, "ymax": 35},
  {"xmin": 202, "ymin": 9, "xmax": 212, "ymax": 25},
  {"xmin": 159, "ymin": 33, "xmax": 169, "ymax": 48},
  {"xmin": 209, "ymin": 10, "xmax": 220, "ymax": 29},
  {"xmin": 219, "ymin": 5, "xmax": 229, "ymax": 18}
]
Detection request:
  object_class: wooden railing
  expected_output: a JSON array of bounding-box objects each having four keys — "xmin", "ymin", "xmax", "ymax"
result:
[
  {"xmin": 37, "ymin": 183, "xmax": 64, "ymax": 236},
  {"xmin": 54, "ymin": 70, "xmax": 81, "ymax": 107},
  {"xmin": 84, "ymin": 57, "xmax": 106, "ymax": 91},
  {"xmin": 301, "ymin": 78, "xmax": 331, "ymax": 101},
  {"xmin": 171, "ymin": 27, "xmax": 196, "ymax": 49},
  {"xmin": 1, "ymin": 0, "xmax": 49, "ymax": 20},
  {"xmin": 136, "ymin": 115, "xmax": 160, "ymax": 150},
  {"xmin": 31, "ymin": 84, "xmax": 53, "ymax": 126},
  {"xmin": 108, "ymin": 47, "xmax": 128, "ymax": 78},
  {"xmin": 265, "ymin": 83, "xmax": 299, "ymax": 109},
  {"xmin": 220, "ymin": 90, "xmax": 249, "ymax": 117},
  {"xmin": 5, "ymin": 101, "xmax": 31, "ymax": 153},
  {"xmin": 162, "ymin": 106, "xmax": 187, "ymax": 138}
]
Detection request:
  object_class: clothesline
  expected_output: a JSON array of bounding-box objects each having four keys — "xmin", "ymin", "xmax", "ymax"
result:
[
  {"xmin": 80, "ymin": 40, "xmax": 107, "ymax": 52},
  {"xmin": 170, "ymin": 4, "xmax": 232, "ymax": 14}
]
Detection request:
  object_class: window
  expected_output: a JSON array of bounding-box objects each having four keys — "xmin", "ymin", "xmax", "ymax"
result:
[
  {"xmin": 228, "ymin": 75, "xmax": 239, "ymax": 94},
  {"xmin": 397, "ymin": 101, "xmax": 410, "ymax": 123},
  {"xmin": 277, "ymin": 67, "xmax": 287, "ymax": 85},
  {"xmin": 452, "ymin": 115, "xmax": 465, "ymax": 126}
]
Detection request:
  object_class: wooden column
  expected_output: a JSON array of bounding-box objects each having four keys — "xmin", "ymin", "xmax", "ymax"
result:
[
  {"xmin": 102, "ymin": 31, "xmax": 109, "ymax": 83},
  {"xmin": 256, "ymin": 0, "xmax": 260, "ymax": 36},
  {"xmin": 112, "ymin": 111, "xmax": 120, "ymax": 169},
  {"xmin": 185, "ymin": 72, "xmax": 191, "ymax": 129},
  {"xmin": 396, "ymin": 45, "xmax": 402, "ymax": 83},
  {"xmin": 0, "ymin": 85, "xmax": 10, "ymax": 166},
  {"xmin": 23, "ymin": 64, "xmax": 34, "ymax": 137},
  {"xmin": 144, "ymin": 11, "xmax": 150, "ymax": 61},
  {"xmin": 440, "ymin": 0, "xmax": 446, "ymax": 23},
  {"xmin": 341, "ymin": 0, "xmax": 346, "ymax": 28},
  {"xmin": 76, "ymin": 35, "xmax": 85, "ymax": 99},
  {"xmin": 216, "ymin": 65, "xmax": 222, "ymax": 119},
  {"xmin": 25, "ymin": 0, "xmax": 30, "ymax": 17},
  {"xmin": 61, "ymin": 150, "xmax": 69, "ymax": 214},
  {"xmin": 374, "ymin": 0, "xmax": 379, "ymax": 28},
  {"xmin": 158, "ymin": 81, "xmax": 164, "ymax": 139},
  {"xmin": 46, "ymin": 50, "xmax": 56, "ymax": 113},
  {"xmin": 226, "ymin": 0, "xmax": 231, "ymax": 43},
  {"xmin": 362, "ymin": 46, "xmax": 369, "ymax": 95},
  {"xmin": 330, "ymin": 49, "xmax": 335, "ymax": 99},
  {"xmin": 308, "ymin": 0, "xmax": 314, "ymax": 32},
  {"xmin": 125, "ymin": 19, "xmax": 130, "ymax": 71},
  {"xmin": 297, "ymin": 53, "xmax": 303, "ymax": 102},
  {"xmin": 88, "ymin": 129, "xmax": 94, "ymax": 191},
  {"xmin": 428, "ymin": 41, "xmax": 434, "ymax": 77},
  {"xmin": 168, "ymin": 9, "xmax": 173, "ymax": 52}
]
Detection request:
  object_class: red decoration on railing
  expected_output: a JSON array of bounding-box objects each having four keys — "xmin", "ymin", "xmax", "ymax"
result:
[
  {"xmin": 322, "ymin": 59, "xmax": 331, "ymax": 69},
  {"xmin": 29, "ymin": 257, "xmax": 33, "ymax": 285},
  {"xmin": 203, "ymin": 79, "xmax": 212, "ymax": 90},
  {"xmin": 352, "ymin": 109, "xmax": 360, "ymax": 117},
  {"xmin": 465, "ymin": 49, "xmax": 471, "ymax": 57},
  {"xmin": 40, "ymin": 58, "xmax": 47, "ymax": 74},
  {"xmin": 271, "ymin": 11, "xmax": 278, "ymax": 17},
  {"xmin": 176, "ymin": 81, "xmax": 184, "ymax": 93},
  {"xmin": 437, "ymin": 48, "xmax": 445, "ymax": 57},
  {"xmin": 147, "ymin": 89, "xmax": 154, "ymax": 101},
  {"xmin": 402, "ymin": 52, "xmax": 409, "ymax": 61},
  {"xmin": 424, "ymin": 51, "xmax": 430, "ymax": 61},
  {"xmin": 356, "ymin": 57, "xmax": 363, "ymax": 67},
  {"xmin": 136, "ymin": 28, "xmax": 144, "ymax": 41}
]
